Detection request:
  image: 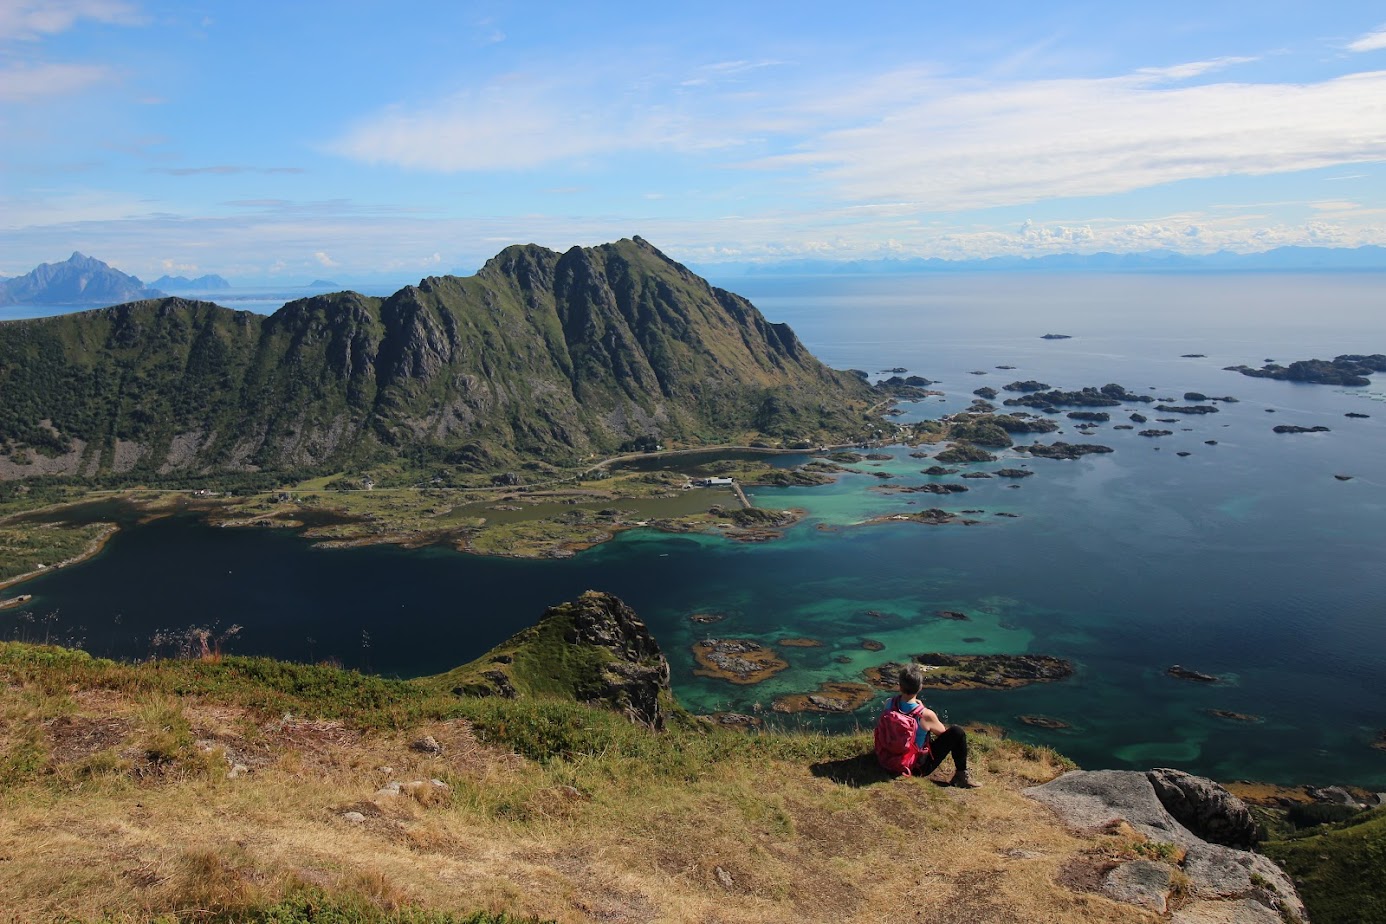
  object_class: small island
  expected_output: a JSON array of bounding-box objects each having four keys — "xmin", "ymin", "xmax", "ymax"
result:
[
  {"xmin": 1273, "ymin": 425, "xmax": 1330, "ymax": 434},
  {"xmin": 1167, "ymin": 664, "xmax": 1221, "ymax": 683},
  {"xmin": 934, "ymin": 442, "xmax": 999, "ymax": 464},
  {"xmin": 879, "ymin": 482, "xmax": 968, "ymax": 495},
  {"xmin": 1225, "ymin": 354, "xmax": 1385, "ymax": 386},
  {"xmin": 1015, "ymin": 442, "xmax": 1114, "ymax": 460},
  {"xmin": 1155, "ymin": 404, "xmax": 1219, "ymax": 415},
  {"xmin": 865, "ymin": 654, "xmax": 1074, "ymax": 691},
  {"xmin": 1017, "ymin": 715, "xmax": 1072, "ymax": 730},
  {"xmin": 691, "ymin": 639, "xmax": 789, "ymax": 684},
  {"xmin": 1041, "ymin": 334, "xmax": 1073, "ymax": 340},
  {"xmin": 1003, "ymin": 384, "xmax": 1153, "ymax": 410},
  {"xmin": 865, "ymin": 508, "xmax": 977, "ymax": 528},
  {"xmin": 771, "ymin": 681, "xmax": 877, "ymax": 714}
]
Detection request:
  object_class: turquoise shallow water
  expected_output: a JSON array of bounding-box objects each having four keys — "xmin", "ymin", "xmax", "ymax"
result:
[{"xmin": 6, "ymin": 272, "xmax": 1386, "ymax": 787}]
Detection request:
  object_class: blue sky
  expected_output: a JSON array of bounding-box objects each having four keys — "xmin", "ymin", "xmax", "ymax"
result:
[{"xmin": 2, "ymin": 0, "xmax": 1385, "ymax": 284}]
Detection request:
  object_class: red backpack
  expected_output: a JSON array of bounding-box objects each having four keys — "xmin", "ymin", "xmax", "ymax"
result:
[{"xmin": 875, "ymin": 696, "xmax": 929, "ymax": 776}]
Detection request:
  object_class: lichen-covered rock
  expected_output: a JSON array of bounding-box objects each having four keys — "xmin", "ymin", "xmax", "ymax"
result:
[
  {"xmin": 1103, "ymin": 859, "xmax": 1173, "ymax": 913},
  {"xmin": 1148, "ymin": 768, "xmax": 1261, "ymax": 848}
]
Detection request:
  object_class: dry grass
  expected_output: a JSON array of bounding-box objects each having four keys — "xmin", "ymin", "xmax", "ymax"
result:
[{"xmin": 0, "ymin": 649, "xmax": 1165, "ymax": 924}]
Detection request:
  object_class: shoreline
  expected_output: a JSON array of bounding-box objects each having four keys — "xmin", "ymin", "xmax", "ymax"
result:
[{"xmin": 0, "ymin": 522, "xmax": 119, "ymax": 593}]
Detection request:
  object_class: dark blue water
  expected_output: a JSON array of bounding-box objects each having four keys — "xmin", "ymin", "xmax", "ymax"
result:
[{"xmin": 7, "ymin": 273, "xmax": 1386, "ymax": 787}]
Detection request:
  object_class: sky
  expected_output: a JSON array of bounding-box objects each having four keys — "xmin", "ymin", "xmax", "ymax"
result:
[{"xmin": 2, "ymin": 0, "xmax": 1386, "ymax": 284}]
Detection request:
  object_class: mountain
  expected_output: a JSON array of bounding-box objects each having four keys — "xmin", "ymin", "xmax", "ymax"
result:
[
  {"xmin": 0, "ymin": 237, "xmax": 875, "ymax": 479},
  {"xmin": 150, "ymin": 273, "xmax": 231, "ymax": 291},
  {"xmin": 700, "ymin": 245, "xmax": 1386, "ymax": 276},
  {"xmin": 0, "ymin": 252, "xmax": 166, "ymax": 306}
]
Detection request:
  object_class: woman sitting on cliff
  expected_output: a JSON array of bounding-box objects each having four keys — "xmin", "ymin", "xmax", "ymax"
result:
[{"xmin": 874, "ymin": 663, "xmax": 980, "ymax": 787}]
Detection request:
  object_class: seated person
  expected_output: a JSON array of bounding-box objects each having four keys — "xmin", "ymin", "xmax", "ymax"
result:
[{"xmin": 875, "ymin": 663, "xmax": 979, "ymax": 787}]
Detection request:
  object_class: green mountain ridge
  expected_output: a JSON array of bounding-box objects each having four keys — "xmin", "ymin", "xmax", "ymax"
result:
[{"xmin": 0, "ymin": 238, "xmax": 875, "ymax": 479}]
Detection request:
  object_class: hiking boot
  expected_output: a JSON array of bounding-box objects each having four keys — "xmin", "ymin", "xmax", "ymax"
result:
[{"xmin": 949, "ymin": 770, "xmax": 982, "ymax": 789}]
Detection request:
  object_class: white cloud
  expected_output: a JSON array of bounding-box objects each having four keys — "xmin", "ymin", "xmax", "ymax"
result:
[
  {"xmin": 753, "ymin": 68, "xmax": 1386, "ymax": 211},
  {"xmin": 313, "ymin": 251, "xmax": 339, "ymax": 268},
  {"xmin": 328, "ymin": 56, "xmax": 1386, "ymax": 219},
  {"xmin": 1348, "ymin": 25, "xmax": 1386, "ymax": 53},
  {"xmin": 159, "ymin": 258, "xmax": 198, "ymax": 273},
  {"xmin": 328, "ymin": 74, "xmax": 697, "ymax": 171},
  {"xmin": 0, "ymin": 0, "xmax": 141, "ymax": 40},
  {"xmin": 1133, "ymin": 56, "xmax": 1257, "ymax": 82},
  {"xmin": 0, "ymin": 61, "xmax": 110, "ymax": 101},
  {"xmin": 327, "ymin": 56, "xmax": 795, "ymax": 173}
]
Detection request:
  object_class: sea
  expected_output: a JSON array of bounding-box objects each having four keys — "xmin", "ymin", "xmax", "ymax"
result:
[{"xmin": 4, "ymin": 272, "xmax": 1385, "ymax": 788}]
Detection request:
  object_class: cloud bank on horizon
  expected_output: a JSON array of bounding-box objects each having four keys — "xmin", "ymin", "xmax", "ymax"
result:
[{"xmin": 1, "ymin": 0, "xmax": 1385, "ymax": 282}]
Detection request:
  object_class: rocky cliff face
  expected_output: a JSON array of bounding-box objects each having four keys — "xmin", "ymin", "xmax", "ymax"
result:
[{"xmin": 0, "ymin": 238, "xmax": 873, "ymax": 478}]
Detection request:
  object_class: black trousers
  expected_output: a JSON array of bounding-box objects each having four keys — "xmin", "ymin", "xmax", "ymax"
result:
[{"xmin": 914, "ymin": 725, "xmax": 968, "ymax": 776}]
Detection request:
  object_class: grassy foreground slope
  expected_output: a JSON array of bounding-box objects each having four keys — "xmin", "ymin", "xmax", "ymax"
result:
[{"xmin": 0, "ymin": 635, "xmax": 1197, "ymax": 924}]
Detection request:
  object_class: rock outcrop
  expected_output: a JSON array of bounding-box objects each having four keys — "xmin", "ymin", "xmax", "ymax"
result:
[
  {"xmin": 440, "ymin": 590, "xmax": 671, "ymax": 729},
  {"xmin": 1027, "ymin": 769, "xmax": 1306, "ymax": 923},
  {"xmin": 556, "ymin": 592, "xmax": 671, "ymax": 728},
  {"xmin": 1147, "ymin": 768, "xmax": 1262, "ymax": 849}
]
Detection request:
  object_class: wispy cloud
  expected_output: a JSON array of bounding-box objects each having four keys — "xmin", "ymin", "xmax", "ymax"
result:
[
  {"xmin": 1347, "ymin": 24, "xmax": 1386, "ymax": 53},
  {"xmin": 148, "ymin": 165, "xmax": 307, "ymax": 176},
  {"xmin": 753, "ymin": 67, "xmax": 1386, "ymax": 211},
  {"xmin": 0, "ymin": 0, "xmax": 142, "ymax": 41},
  {"xmin": 1132, "ymin": 56, "xmax": 1257, "ymax": 82},
  {"xmin": 313, "ymin": 251, "xmax": 338, "ymax": 268},
  {"xmin": 0, "ymin": 61, "xmax": 109, "ymax": 101},
  {"xmin": 327, "ymin": 72, "xmax": 722, "ymax": 171}
]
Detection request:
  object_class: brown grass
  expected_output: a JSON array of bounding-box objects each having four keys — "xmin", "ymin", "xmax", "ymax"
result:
[{"xmin": 0, "ymin": 657, "xmax": 1167, "ymax": 924}]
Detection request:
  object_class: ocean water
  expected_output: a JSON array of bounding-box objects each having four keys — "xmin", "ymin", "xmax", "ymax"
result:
[{"xmin": 6, "ymin": 272, "xmax": 1386, "ymax": 787}]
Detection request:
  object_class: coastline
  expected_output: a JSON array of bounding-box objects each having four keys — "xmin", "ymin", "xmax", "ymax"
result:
[{"xmin": 0, "ymin": 522, "xmax": 119, "ymax": 593}]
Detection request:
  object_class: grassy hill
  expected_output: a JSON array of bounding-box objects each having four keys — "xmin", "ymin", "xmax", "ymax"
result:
[
  {"xmin": 2, "ymin": 635, "xmax": 1188, "ymax": 923},
  {"xmin": 0, "ymin": 589, "xmax": 1369, "ymax": 923},
  {"xmin": 0, "ymin": 239, "xmax": 876, "ymax": 481}
]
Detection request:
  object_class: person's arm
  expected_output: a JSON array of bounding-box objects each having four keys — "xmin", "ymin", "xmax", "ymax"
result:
[{"xmin": 915, "ymin": 706, "xmax": 947, "ymax": 736}]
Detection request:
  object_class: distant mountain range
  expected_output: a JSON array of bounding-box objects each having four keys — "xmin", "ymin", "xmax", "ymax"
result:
[
  {"xmin": 0, "ymin": 253, "xmax": 165, "ymax": 306},
  {"xmin": 0, "ymin": 238, "xmax": 875, "ymax": 479},
  {"xmin": 698, "ymin": 245, "xmax": 1386, "ymax": 276},
  {"xmin": 151, "ymin": 273, "xmax": 231, "ymax": 291}
]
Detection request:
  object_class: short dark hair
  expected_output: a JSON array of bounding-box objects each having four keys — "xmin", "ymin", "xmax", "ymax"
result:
[{"xmin": 898, "ymin": 663, "xmax": 925, "ymax": 697}]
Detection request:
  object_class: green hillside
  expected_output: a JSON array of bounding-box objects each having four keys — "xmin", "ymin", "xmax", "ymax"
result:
[
  {"xmin": 0, "ymin": 238, "xmax": 875, "ymax": 479},
  {"xmin": 1263, "ymin": 806, "xmax": 1386, "ymax": 923}
]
